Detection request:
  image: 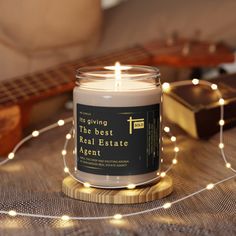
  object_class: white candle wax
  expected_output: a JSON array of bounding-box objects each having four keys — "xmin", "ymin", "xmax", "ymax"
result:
[
  {"xmin": 73, "ymin": 66, "xmax": 161, "ymax": 188},
  {"xmin": 75, "ymin": 79, "xmax": 160, "ymax": 107}
]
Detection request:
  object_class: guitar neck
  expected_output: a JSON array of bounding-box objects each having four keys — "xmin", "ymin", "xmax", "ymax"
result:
[
  {"xmin": 0, "ymin": 38, "xmax": 234, "ymax": 108},
  {"xmin": 0, "ymin": 45, "xmax": 151, "ymax": 108}
]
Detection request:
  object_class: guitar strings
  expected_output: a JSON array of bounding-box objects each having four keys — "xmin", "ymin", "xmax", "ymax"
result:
[{"xmin": 0, "ymin": 46, "xmax": 148, "ymax": 104}]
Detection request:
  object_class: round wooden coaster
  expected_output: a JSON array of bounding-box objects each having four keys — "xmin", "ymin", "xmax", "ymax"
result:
[{"xmin": 62, "ymin": 176, "xmax": 173, "ymax": 204}]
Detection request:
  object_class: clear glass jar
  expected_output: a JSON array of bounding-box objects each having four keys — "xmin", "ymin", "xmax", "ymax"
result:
[{"xmin": 73, "ymin": 65, "xmax": 162, "ymax": 188}]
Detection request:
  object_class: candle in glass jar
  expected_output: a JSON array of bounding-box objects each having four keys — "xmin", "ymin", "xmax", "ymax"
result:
[{"xmin": 73, "ymin": 63, "xmax": 162, "ymax": 188}]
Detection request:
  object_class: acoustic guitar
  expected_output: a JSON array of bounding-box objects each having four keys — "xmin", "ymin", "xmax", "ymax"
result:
[{"xmin": 0, "ymin": 38, "xmax": 234, "ymax": 155}]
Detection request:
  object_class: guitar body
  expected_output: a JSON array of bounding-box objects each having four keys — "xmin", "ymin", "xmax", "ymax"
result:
[
  {"xmin": 0, "ymin": 96, "xmax": 69, "ymax": 156},
  {"xmin": 0, "ymin": 105, "xmax": 22, "ymax": 155}
]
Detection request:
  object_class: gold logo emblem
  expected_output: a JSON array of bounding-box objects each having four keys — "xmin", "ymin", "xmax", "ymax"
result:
[{"xmin": 127, "ymin": 116, "xmax": 145, "ymax": 134}]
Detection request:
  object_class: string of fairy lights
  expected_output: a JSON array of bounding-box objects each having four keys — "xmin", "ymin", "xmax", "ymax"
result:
[{"xmin": 0, "ymin": 79, "xmax": 235, "ymax": 222}]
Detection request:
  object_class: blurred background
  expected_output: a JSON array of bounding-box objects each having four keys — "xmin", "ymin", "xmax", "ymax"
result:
[{"xmin": 1, "ymin": 0, "xmax": 236, "ymax": 81}]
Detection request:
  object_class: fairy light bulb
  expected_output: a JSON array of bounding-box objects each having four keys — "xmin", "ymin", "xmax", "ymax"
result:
[
  {"xmin": 32, "ymin": 130, "xmax": 39, "ymax": 137},
  {"xmin": 174, "ymin": 147, "xmax": 179, "ymax": 152},
  {"xmin": 192, "ymin": 78, "xmax": 199, "ymax": 85},
  {"xmin": 61, "ymin": 150, "xmax": 67, "ymax": 155},
  {"xmin": 160, "ymin": 172, "xmax": 166, "ymax": 178},
  {"xmin": 8, "ymin": 152, "xmax": 15, "ymax": 160},
  {"xmin": 164, "ymin": 126, "xmax": 170, "ymax": 133},
  {"xmin": 61, "ymin": 215, "xmax": 70, "ymax": 221},
  {"xmin": 211, "ymin": 84, "xmax": 218, "ymax": 90},
  {"xmin": 113, "ymin": 214, "xmax": 122, "ymax": 220},
  {"xmin": 83, "ymin": 182, "xmax": 91, "ymax": 188},
  {"xmin": 163, "ymin": 202, "xmax": 172, "ymax": 209},
  {"xmin": 172, "ymin": 159, "xmax": 178, "ymax": 164},
  {"xmin": 206, "ymin": 183, "xmax": 214, "ymax": 190},
  {"xmin": 8, "ymin": 210, "xmax": 17, "ymax": 216},
  {"xmin": 58, "ymin": 119, "xmax": 65, "ymax": 126},
  {"xmin": 171, "ymin": 136, "xmax": 176, "ymax": 142},
  {"xmin": 66, "ymin": 134, "xmax": 72, "ymax": 140},
  {"xmin": 127, "ymin": 184, "xmax": 136, "ymax": 189},
  {"xmin": 64, "ymin": 167, "xmax": 69, "ymax": 173},
  {"xmin": 219, "ymin": 120, "xmax": 225, "ymax": 126},
  {"xmin": 218, "ymin": 143, "xmax": 224, "ymax": 149},
  {"xmin": 226, "ymin": 163, "xmax": 231, "ymax": 168},
  {"xmin": 219, "ymin": 98, "xmax": 225, "ymax": 105},
  {"xmin": 162, "ymin": 82, "xmax": 170, "ymax": 92}
]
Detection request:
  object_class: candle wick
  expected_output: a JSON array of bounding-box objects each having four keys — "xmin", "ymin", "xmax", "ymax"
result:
[{"xmin": 115, "ymin": 80, "xmax": 121, "ymax": 91}]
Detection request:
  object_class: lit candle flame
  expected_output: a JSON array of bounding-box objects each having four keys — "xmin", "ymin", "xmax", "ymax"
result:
[
  {"xmin": 115, "ymin": 62, "xmax": 121, "ymax": 81},
  {"xmin": 104, "ymin": 62, "xmax": 132, "ymax": 90},
  {"xmin": 114, "ymin": 62, "xmax": 121, "ymax": 90}
]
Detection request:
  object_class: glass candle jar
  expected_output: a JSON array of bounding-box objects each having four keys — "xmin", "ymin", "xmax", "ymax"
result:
[{"xmin": 73, "ymin": 64, "xmax": 162, "ymax": 188}]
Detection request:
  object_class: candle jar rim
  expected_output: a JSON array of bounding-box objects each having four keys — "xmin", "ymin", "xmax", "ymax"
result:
[{"xmin": 76, "ymin": 65, "xmax": 160, "ymax": 81}]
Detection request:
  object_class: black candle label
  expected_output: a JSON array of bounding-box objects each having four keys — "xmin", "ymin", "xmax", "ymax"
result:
[{"xmin": 76, "ymin": 103, "xmax": 160, "ymax": 176}]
